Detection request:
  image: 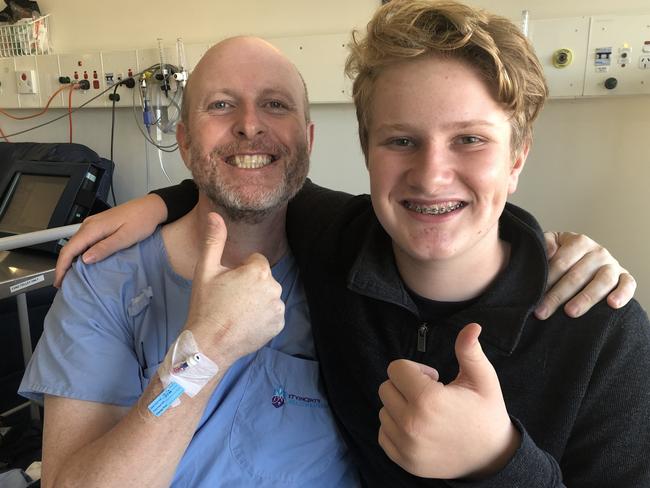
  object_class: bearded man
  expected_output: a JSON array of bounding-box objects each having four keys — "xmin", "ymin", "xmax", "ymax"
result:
[{"xmin": 19, "ymin": 37, "xmax": 359, "ymax": 488}]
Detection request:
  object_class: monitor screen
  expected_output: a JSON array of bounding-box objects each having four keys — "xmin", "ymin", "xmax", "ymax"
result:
[{"xmin": 0, "ymin": 173, "xmax": 69, "ymax": 234}]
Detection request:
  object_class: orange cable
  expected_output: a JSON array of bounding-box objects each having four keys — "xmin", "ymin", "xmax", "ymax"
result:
[
  {"xmin": 0, "ymin": 84, "xmax": 71, "ymax": 120},
  {"xmin": 0, "ymin": 125, "xmax": 9, "ymax": 142}
]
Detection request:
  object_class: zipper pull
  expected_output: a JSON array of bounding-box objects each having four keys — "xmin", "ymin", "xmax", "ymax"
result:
[{"xmin": 417, "ymin": 323, "xmax": 428, "ymax": 352}]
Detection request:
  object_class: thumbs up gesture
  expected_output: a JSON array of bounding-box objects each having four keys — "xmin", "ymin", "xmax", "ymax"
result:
[
  {"xmin": 183, "ymin": 212, "xmax": 285, "ymax": 369},
  {"xmin": 378, "ymin": 323, "xmax": 520, "ymax": 480}
]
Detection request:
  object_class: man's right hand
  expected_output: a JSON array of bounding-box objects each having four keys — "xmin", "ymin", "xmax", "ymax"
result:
[
  {"xmin": 54, "ymin": 194, "xmax": 169, "ymax": 287},
  {"xmin": 184, "ymin": 212, "xmax": 285, "ymax": 367}
]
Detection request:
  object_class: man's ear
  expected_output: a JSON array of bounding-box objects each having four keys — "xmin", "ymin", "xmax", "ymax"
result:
[
  {"xmin": 508, "ymin": 143, "xmax": 530, "ymax": 195},
  {"xmin": 307, "ymin": 122, "xmax": 315, "ymax": 155},
  {"xmin": 176, "ymin": 121, "xmax": 190, "ymax": 167}
]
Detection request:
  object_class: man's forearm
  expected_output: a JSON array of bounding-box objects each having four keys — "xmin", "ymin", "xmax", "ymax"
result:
[{"xmin": 44, "ymin": 373, "xmax": 221, "ymax": 488}]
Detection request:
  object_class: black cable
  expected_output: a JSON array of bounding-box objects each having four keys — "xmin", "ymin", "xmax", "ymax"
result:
[
  {"xmin": 2, "ymin": 64, "xmax": 182, "ymax": 203},
  {"xmin": 1, "ymin": 64, "xmax": 163, "ymax": 139},
  {"xmin": 3, "ymin": 84, "xmax": 120, "ymax": 138},
  {"xmin": 109, "ymin": 82, "xmax": 120, "ymax": 206}
]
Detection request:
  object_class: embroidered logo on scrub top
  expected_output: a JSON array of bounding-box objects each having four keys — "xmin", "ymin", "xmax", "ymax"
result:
[
  {"xmin": 271, "ymin": 387, "xmax": 286, "ymax": 408},
  {"xmin": 271, "ymin": 385, "xmax": 327, "ymax": 409}
]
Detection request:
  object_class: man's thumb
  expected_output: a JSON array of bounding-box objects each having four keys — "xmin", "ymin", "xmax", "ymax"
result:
[
  {"xmin": 197, "ymin": 212, "xmax": 228, "ymax": 276},
  {"xmin": 452, "ymin": 323, "xmax": 496, "ymax": 390}
]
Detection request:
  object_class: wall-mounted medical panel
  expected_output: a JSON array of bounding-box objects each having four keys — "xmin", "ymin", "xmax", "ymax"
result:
[
  {"xmin": 0, "ymin": 33, "xmax": 387, "ymax": 108},
  {"xmin": 4, "ymin": 20, "xmax": 649, "ymax": 111},
  {"xmin": 583, "ymin": 15, "xmax": 650, "ymax": 96},
  {"xmin": 529, "ymin": 17, "xmax": 590, "ymax": 98},
  {"xmin": 58, "ymin": 52, "xmax": 104, "ymax": 108}
]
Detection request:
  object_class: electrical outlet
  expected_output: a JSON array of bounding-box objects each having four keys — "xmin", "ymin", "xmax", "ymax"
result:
[
  {"xmin": 16, "ymin": 70, "xmax": 38, "ymax": 94},
  {"xmin": 639, "ymin": 55, "xmax": 650, "ymax": 69}
]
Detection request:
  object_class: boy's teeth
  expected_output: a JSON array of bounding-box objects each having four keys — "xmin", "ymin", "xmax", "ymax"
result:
[{"xmin": 404, "ymin": 201, "xmax": 465, "ymax": 215}]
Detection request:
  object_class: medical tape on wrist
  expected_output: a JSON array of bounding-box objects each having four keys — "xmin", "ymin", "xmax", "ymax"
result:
[{"xmin": 147, "ymin": 330, "xmax": 219, "ymax": 417}]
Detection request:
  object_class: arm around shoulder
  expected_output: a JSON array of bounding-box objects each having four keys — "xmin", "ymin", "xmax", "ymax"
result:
[
  {"xmin": 54, "ymin": 193, "xmax": 169, "ymax": 287},
  {"xmin": 537, "ymin": 231, "xmax": 636, "ymax": 319}
]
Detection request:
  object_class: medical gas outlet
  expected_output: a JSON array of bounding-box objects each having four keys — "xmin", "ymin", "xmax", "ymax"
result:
[{"xmin": 552, "ymin": 48, "xmax": 573, "ymax": 68}]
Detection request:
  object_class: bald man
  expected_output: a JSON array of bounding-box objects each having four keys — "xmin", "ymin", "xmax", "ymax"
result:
[{"xmin": 19, "ymin": 37, "xmax": 359, "ymax": 487}]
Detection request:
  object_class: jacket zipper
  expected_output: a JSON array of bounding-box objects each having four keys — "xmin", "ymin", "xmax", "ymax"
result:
[{"xmin": 417, "ymin": 322, "xmax": 428, "ymax": 352}]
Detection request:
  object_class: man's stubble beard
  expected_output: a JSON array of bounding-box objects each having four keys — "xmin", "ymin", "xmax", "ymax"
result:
[{"xmin": 188, "ymin": 139, "xmax": 310, "ymax": 225}]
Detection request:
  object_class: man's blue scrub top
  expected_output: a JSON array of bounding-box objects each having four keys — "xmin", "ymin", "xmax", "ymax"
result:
[{"xmin": 20, "ymin": 229, "xmax": 359, "ymax": 486}]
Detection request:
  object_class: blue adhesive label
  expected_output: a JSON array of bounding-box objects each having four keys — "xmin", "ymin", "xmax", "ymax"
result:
[{"xmin": 148, "ymin": 382, "xmax": 185, "ymax": 417}]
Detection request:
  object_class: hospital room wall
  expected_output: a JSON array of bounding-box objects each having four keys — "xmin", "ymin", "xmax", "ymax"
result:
[{"xmin": 3, "ymin": 0, "xmax": 649, "ymax": 309}]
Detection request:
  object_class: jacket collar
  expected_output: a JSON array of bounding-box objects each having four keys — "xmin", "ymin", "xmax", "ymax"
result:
[{"xmin": 346, "ymin": 203, "xmax": 549, "ymax": 356}]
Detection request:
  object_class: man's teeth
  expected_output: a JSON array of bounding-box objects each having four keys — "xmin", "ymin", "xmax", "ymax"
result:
[
  {"xmin": 229, "ymin": 154, "xmax": 273, "ymax": 169},
  {"xmin": 403, "ymin": 201, "xmax": 465, "ymax": 215}
]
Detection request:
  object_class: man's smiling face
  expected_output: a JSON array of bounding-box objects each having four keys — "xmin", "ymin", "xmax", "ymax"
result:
[{"xmin": 178, "ymin": 37, "xmax": 314, "ymax": 223}]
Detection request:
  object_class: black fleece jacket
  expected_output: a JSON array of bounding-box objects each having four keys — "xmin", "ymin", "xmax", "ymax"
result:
[{"xmin": 155, "ymin": 179, "xmax": 650, "ymax": 487}]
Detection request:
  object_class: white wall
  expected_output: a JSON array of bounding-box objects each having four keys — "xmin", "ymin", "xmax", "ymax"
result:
[
  {"xmin": 512, "ymin": 97, "xmax": 650, "ymax": 302},
  {"xmin": 2, "ymin": 0, "xmax": 648, "ymax": 308},
  {"xmin": 37, "ymin": 0, "xmax": 377, "ymax": 53}
]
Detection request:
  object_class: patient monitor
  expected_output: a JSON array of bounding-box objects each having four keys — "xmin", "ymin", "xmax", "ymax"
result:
[{"xmin": 0, "ymin": 143, "xmax": 114, "ymax": 254}]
